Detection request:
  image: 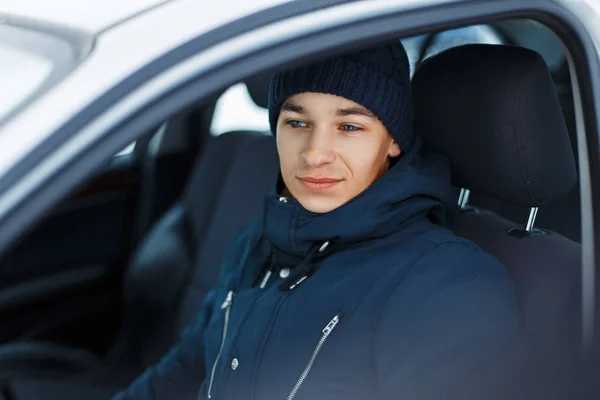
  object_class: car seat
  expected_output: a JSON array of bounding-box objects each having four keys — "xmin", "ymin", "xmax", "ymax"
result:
[{"xmin": 412, "ymin": 44, "xmax": 582, "ymax": 346}]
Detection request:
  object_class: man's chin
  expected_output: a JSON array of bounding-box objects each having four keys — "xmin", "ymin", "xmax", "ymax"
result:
[{"xmin": 296, "ymin": 196, "xmax": 345, "ymax": 214}]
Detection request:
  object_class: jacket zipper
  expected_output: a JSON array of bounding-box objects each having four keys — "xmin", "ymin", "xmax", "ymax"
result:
[
  {"xmin": 287, "ymin": 315, "xmax": 340, "ymax": 400},
  {"xmin": 207, "ymin": 290, "xmax": 235, "ymax": 399}
]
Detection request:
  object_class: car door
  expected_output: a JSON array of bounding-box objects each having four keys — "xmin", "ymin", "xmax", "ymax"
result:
[
  {"xmin": 0, "ymin": 1, "xmax": 599, "ymax": 397},
  {"xmin": 0, "ymin": 141, "xmax": 143, "ymax": 352}
]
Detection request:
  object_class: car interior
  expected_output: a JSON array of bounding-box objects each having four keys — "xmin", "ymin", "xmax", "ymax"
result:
[{"xmin": 0, "ymin": 17, "xmax": 590, "ymax": 399}]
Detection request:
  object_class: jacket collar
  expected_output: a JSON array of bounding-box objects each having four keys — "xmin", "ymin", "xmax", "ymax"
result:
[{"xmin": 262, "ymin": 138, "xmax": 455, "ymax": 258}]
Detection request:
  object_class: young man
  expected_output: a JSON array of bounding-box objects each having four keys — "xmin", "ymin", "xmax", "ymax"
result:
[{"xmin": 115, "ymin": 41, "xmax": 520, "ymax": 400}]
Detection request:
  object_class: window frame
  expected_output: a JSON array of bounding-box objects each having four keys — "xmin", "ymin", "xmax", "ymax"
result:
[{"xmin": 0, "ymin": 0, "xmax": 598, "ymax": 346}]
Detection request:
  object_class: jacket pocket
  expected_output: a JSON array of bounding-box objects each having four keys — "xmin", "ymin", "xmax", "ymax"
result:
[{"xmin": 287, "ymin": 314, "xmax": 341, "ymax": 400}]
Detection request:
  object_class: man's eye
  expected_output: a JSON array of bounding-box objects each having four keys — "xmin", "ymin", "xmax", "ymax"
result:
[
  {"xmin": 340, "ymin": 124, "xmax": 362, "ymax": 132},
  {"xmin": 287, "ymin": 120, "xmax": 307, "ymax": 128}
]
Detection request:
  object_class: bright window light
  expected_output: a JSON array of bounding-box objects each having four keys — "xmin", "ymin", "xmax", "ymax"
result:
[{"xmin": 210, "ymin": 83, "xmax": 269, "ymax": 135}]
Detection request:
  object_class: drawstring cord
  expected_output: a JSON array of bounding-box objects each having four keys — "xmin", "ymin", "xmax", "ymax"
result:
[
  {"xmin": 251, "ymin": 247, "xmax": 273, "ymax": 288},
  {"xmin": 252, "ymin": 241, "xmax": 332, "ymax": 291},
  {"xmin": 259, "ymin": 269, "xmax": 273, "ymax": 289},
  {"xmin": 278, "ymin": 241, "xmax": 330, "ymax": 291}
]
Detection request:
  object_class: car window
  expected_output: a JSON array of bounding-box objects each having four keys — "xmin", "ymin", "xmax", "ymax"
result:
[
  {"xmin": 497, "ymin": 20, "xmax": 566, "ymax": 71},
  {"xmin": 0, "ymin": 5, "xmax": 593, "ymax": 397},
  {"xmin": 114, "ymin": 142, "xmax": 137, "ymax": 157},
  {"xmin": 400, "ymin": 34, "xmax": 429, "ymax": 76},
  {"xmin": 210, "ymin": 83, "xmax": 269, "ymax": 136},
  {"xmin": 210, "ymin": 25, "xmax": 503, "ymax": 135},
  {"xmin": 422, "ymin": 24, "xmax": 504, "ymax": 61}
]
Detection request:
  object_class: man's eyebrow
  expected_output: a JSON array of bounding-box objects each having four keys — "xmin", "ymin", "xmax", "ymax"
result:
[
  {"xmin": 280, "ymin": 101, "xmax": 306, "ymax": 114},
  {"xmin": 336, "ymin": 106, "xmax": 376, "ymax": 119}
]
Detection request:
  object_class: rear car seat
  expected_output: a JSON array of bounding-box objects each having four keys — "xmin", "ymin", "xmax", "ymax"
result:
[
  {"xmin": 412, "ymin": 44, "xmax": 581, "ymax": 345},
  {"xmin": 0, "ymin": 129, "xmax": 278, "ymax": 387}
]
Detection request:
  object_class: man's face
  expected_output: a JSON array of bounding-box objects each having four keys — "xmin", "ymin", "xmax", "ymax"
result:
[{"xmin": 276, "ymin": 92, "xmax": 401, "ymax": 213}]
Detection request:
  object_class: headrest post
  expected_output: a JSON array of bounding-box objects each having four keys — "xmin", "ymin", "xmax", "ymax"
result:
[
  {"xmin": 458, "ymin": 188, "xmax": 471, "ymax": 210},
  {"xmin": 525, "ymin": 207, "xmax": 539, "ymax": 233}
]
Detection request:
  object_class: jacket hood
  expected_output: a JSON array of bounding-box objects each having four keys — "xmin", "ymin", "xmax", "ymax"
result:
[{"xmin": 262, "ymin": 136, "xmax": 456, "ymax": 258}]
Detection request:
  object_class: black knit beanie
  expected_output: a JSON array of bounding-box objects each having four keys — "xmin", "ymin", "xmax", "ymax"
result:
[{"xmin": 268, "ymin": 40, "xmax": 415, "ymax": 152}]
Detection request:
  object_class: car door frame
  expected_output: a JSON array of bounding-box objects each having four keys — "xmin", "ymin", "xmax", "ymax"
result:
[{"xmin": 0, "ymin": 0, "xmax": 599, "ymax": 346}]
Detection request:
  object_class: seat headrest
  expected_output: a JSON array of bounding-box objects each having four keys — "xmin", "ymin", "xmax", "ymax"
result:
[
  {"xmin": 245, "ymin": 74, "xmax": 270, "ymax": 109},
  {"xmin": 412, "ymin": 44, "xmax": 577, "ymax": 207}
]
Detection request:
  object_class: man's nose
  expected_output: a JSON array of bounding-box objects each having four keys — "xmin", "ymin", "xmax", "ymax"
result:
[{"xmin": 301, "ymin": 129, "xmax": 336, "ymax": 167}]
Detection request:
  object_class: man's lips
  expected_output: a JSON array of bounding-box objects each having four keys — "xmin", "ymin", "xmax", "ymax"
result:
[
  {"xmin": 298, "ymin": 177, "xmax": 342, "ymax": 184},
  {"xmin": 297, "ymin": 176, "xmax": 343, "ymax": 191}
]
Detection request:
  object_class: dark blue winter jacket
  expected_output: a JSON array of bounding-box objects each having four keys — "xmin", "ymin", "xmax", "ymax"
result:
[{"xmin": 115, "ymin": 138, "xmax": 520, "ymax": 400}]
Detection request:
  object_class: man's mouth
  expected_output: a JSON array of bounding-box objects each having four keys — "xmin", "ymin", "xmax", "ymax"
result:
[{"xmin": 297, "ymin": 176, "xmax": 343, "ymax": 191}]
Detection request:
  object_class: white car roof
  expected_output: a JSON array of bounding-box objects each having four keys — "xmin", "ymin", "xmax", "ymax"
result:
[
  {"xmin": 0, "ymin": 0, "xmax": 294, "ymax": 34},
  {"xmin": 0, "ymin": 0, "xmax": 295, "ymax": 171},
  {"xmin": 0, "ymin": 0, "xmax": 173, "ymax": 34}
]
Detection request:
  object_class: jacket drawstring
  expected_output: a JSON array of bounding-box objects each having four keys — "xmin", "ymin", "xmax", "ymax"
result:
[
  {"xmin": 279, "ymin": 241, "xmax": 330, "ymax": 291},
  {"xmin": 251, "ymin": 247, "xmax": 273, "ymax": 288}
]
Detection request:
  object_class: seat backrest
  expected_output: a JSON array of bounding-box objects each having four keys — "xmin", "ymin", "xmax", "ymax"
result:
[
  {"xmin": 177, "ymin": 131, "xmax": 278, "ymax": 328},
  {"xmin": 412, "ymin": 44, "xmax": 581, "ymax": 343},
  {"xmin": 117, "ymin": 129, "xmax": 277, "ymax": 368}
]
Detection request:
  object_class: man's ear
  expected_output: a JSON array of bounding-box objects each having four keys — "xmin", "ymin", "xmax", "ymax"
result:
[{"xmin": 388, "ymin": 140, "xmax": 401, "ymax": 158}]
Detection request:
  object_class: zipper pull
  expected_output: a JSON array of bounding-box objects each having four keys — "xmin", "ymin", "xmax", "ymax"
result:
[
  {"xmin": 287, "ymin": 314, "xmax": 341, "ymax": 400},
  {"xmin": 322, "ymin": 315, "xmax": 340, "ymax": 335},
  {"xmin": 220, "ymin": 290, "xmax": 235, "ymax": 310}
]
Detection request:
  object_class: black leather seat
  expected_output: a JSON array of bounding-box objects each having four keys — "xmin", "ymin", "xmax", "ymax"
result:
[
  {"xmin": 412, "ymin": 44, "xmax": 582, "ymax": 345},
  {"xmin": 0, "ymin": 129, "xmax": 278, "ymax": 387}
]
